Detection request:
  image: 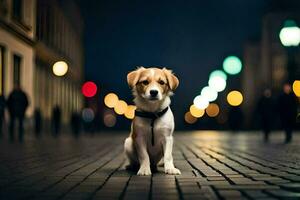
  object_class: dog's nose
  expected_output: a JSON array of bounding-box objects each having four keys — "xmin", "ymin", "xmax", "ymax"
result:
[{"xmin": 150, "ymin": 90, "xmax": 158, "ymax": 97}]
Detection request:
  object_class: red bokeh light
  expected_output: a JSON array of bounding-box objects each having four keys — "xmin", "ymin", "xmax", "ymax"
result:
[{"xmin": 82, "ymin": 81, "xmax": 98, "ymax": 97}]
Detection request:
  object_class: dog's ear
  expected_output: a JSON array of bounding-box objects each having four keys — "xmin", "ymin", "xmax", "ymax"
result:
[
  {"xmin": 127, "ymin": 67, "xmax": 145, "ymax": 88},
  {"xmin": 163, "ymin": 68, "xmax": 179, "ymax": 91}
]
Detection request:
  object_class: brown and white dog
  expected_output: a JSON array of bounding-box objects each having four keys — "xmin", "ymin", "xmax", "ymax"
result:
[{"xmin": 124, "ymin": 67, "xmax": 181, "ymax": 175}]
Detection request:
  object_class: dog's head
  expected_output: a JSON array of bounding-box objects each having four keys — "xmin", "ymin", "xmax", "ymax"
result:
[{"xmin": 127, "ymin": 67, "xmax": 179, "ymax": 102}]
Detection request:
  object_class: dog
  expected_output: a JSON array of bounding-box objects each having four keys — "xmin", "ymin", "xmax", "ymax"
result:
[{"xmin": 124, "ymin": 67, "xmax": 181, "ymax": 175}]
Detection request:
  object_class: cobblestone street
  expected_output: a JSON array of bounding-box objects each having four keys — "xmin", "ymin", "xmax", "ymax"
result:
[{"xmin": 0, "ymin": 131, "xmax": 300, "ymax": 200}]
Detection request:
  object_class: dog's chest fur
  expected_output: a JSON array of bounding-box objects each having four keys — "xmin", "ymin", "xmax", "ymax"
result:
[{"xmin": 133, "ymin": 108, "xmax": 174, "ymax": 153}]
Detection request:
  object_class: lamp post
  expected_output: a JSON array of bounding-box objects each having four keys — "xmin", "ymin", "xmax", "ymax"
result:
[{"xmin": 279, "ymin": 19, "xmax": 300, "ymax": 83}]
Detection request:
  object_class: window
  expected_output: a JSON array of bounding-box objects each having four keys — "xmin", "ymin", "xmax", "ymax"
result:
[
  {"xmin": 13, "ymin": 54, "xmax": 21, "ymax": 87},
  {"xmin": 0, "ymin": 0, "xmax": 8, "ymax": 17},
  {"xmin": 0, "ymin": 46, "xmax": 4, "ymax": 95},
  {"xmin": 12, "ymin": 0, "xmax": 23, "ymax": 22}
]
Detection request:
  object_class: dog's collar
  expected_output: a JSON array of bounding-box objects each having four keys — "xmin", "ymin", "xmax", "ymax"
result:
[
  {"xmin": 134, "ymin": 106, "xmax": 169, "ymax": 146},
  {"xmin": 134, "ymin": 106, "xmax": 169, "ymax": 120}
]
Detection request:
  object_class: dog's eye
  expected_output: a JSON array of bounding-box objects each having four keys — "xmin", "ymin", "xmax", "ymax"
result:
[
  {"xmin": 159, "ymin": 80, "xmax": 165, "ymax": 85},
  {"xmin": 142, "ymin": 80, "xmax": 149, "ymax": 85}
]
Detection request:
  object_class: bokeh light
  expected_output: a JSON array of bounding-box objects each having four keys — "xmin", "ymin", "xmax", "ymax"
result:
[
  {"xmin": 82, "ymin": 108, "xmax": 94, "ymax": 122},
  {"xmin": 279, "ymin": 20, "xmax": 300, "ymax": 47},
  {"xmin": 184, "ymin": 112, "xmax": 197, "ymax": 124},
  {"xmin": 209, "ymin": 70, "xmax": 227, "ymax": 81},
  {"xmin": 193, "ymin": 95, "xmax": 209, "ymax": 109},
  {"xmin": 103, "ymin": 113, "xmax": 117, "ymax": 127},
  {"xmin": 52, "ymin": 61, "xmax": 68, "ymax": 76},
  {"xmin": 104, "ymin": 93, "xmax": 119, "ymax": 108},
  {"xmin": 124, "ymin": 105, "xmax": 137, "ymax": 119},
  {"xmin": 201, "ymin": 86, "xmax": 218, "ymax": 102},
  {"xmin": 189, "ymin": 104, "xmax": 205, "ymax": 118},
  {"xmin": 223, "ymin": 56, "xmax": 242, "ymax": 75},
  {"xmin": 206, "ymin": 103, "xmax": 220, "ymax": 117},
  {"xmin": 227, "ymin": 90, "xmax": 243, "ymax": 106},
  {"xmin": 114, "ymin": 100, "xmax": 128, "ymax": 115},
  {"xmin": 82, "ymin": 81, "xmax": 97, "ymax": 98},
  {"xmin": 208, "ymin": 76, "xmax": 227, "ymax": 92},
  {"xmin": 292, "ymin": 80, "xmax": 300, "ymax": 97}
]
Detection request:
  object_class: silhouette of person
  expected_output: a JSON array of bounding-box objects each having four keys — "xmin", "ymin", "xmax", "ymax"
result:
[
  {"xmin": 257, "ymin": 89, "xmax": 274, "ymax": 142},
  {"xmin": 0, "ymin": 94, "xmax": 5, "ymax": 137},
  {"xmin": 34, "ymin": 108, "xmax": 42, "ymax": 137},
  {"xmin": 228, "ymin": 106, "xmax": 244, "ymax": 132},
  {"xmin": 70, "ymin": 112, "xmax": 81, "ymax": 137},
  {"xmin": 7, "ymin": 85, "xmax": 29, "ymax": 141},
  {"xmin": 52, "ymin": 105, "xmax": 61, "ymax": 135},
  {"xmin": 278, "ymin": 83, "xmax": 298, "ymax": 143}
]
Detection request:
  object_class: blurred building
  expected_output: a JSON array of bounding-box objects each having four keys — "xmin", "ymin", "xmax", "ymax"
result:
[
  {"xmin": 35, "ymin": 0, "xmax": 84, "ymax": 122},
  {"xmin": 0, "ymin": 0, "xmax": 84, "ymax": 122},
  {"xmin": 0, "ymin": 0, "xmax": 36, "ymax": 115},
  {"xmin": 242, "ymin": 9, "xmax": 300, "ymax": 128}
]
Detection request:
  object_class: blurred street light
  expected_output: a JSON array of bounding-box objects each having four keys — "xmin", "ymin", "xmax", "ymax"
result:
[
  {"xmin": 201, "ymin": 86, "xmax": 218, "ymax": 102},
  {"xmin": 114, "ymin": 100, "xmax": 128, "ymax": 115},
  {"xmin": 190, "ymin": 104, "xmax": 205, "ymax": 118},
  {"xmin": 209, "ymin": 70, "xmax": 227, "ymax": 81},
  {"xmin": 208, "ymin": 76, "xmax": 226, "ymax": 92},
  {"xmin": 103, "ymin": 110, "xmax": 117, "ymax": 127},
  {"xmin": 184, "ymin": 112, "xmax": 197, "ymax": 124},
  {"xmin": 82, "ymin": 81, "xmax": 98, "ymax": 98},
  {"xmin": 279, "ymin": 19, "xmax": 300, "ymax": 83},
  {"xmin": 293, "ymin": 80, "xmax": 300, "ymax": 97},
  {"xmin": 279, "ymin": 20, "xmax": 300, "ymax": 47},
  {"xmin": 82, "ymin": 108, "xmax": 95, "ymax": 122},
  {"xmin": 223, "ymin": 56, "xmax": 242, "ymax": 75},
  {"xmin": 206, "ymin": 103, "xmax": 220, "ymax": 117},
  {"xmin": 227, "ymin": 90, "xmax": 243, "ymax": 106},
  {"xmin": 104, "ymin": 93, "xmax": 119, "ymax": 108},
  {"xmin": 52, "ymin": 61, "xmax": 68, "ymax": 76},
  {"xmin": 193, "ymin": 95, "xmax": 209, "ymax": 109},
  {"xmin": 124, "ymin": 105, "xmax": 137, "ymax": 119}
]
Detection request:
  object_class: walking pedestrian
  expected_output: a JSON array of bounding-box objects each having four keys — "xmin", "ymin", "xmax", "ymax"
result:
[
  {"xmin": 278, "ymin": 83, "xmax": 298, "ymax": 143},
  {"xmin": 70, "ymin": 112, "xmax": 81, "ymax": 137},
  {"xmin": 34, "ymin": 108, "xmax": 42, "ymax": 137},
  {"xmin": 0, "ymin": 94, "xmax": 5, "ymax": 137},
  {"xmin": 7, "ymin": 85, "xmax": 29, "ymax": 141},
  {"xmin": 257, "ymin": 89, "xmax": 274, "ymax": 142},
  {"xmin": 52, "ymin": 105, "xmax": 61, "ymax": 135}
]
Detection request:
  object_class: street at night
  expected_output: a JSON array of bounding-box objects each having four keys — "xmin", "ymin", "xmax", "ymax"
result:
[
  {"xmin": 0, "ymin": 131, "xmax": 300, "ymax": 200},
  {"xmin": 0, "ymin": 0, "xmax": 300, "ymax": 199}
]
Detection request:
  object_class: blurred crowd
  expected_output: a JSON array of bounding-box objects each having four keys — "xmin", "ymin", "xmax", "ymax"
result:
[{"xmin": 228, "ymin": 83, "xmax": 299, "ymax": 143}]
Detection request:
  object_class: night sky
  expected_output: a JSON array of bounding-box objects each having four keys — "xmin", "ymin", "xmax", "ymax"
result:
[{"xmin": 77, "ymin": 0, "xmax": 272, "ymax": 129}]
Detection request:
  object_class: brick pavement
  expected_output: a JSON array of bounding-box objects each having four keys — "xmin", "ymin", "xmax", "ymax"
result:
[{"xmin": 0, "ymin": 131, "xmax": 299, "ymax": 200}]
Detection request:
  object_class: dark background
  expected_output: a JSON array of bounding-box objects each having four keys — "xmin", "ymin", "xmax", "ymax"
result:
[{"xmin": 76, "ymin": 0, "xmax": 299, "ymax": 130}]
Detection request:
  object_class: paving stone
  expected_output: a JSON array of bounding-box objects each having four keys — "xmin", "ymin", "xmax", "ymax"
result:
[
  {"xmin": 265, "ymin": 189, "xmax": 300, "ymax": 199},
  {"xmin": 279, "ymin": 183, "xmax": 300, "ymax": 192},
  {"xmin": 0, "ymin": 132, "xmax": 300, "ymax": 200}
]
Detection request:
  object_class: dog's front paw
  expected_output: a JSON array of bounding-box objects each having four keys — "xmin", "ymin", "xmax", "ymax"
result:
[
  {"xmin": 137, "ymin": 166, "xmax": 152, "ymax": 176},
  {"xmin": 165, "ymin": 167, "xmax": 181, "ymax": 175}
]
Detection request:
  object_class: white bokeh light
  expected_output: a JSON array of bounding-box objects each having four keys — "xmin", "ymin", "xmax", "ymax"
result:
[
  {"xmin": 201, "ymin": 86, "xmax": 218, "ymax": 102},
  {"xmin": 279, "ymin": 26, "xmax": 300, "ymax": 47},
  {"xmin": 193, "ymin": 95, "xmax": 209, "ymax": 109},
  {"xmin": 52, "ymin": 61, "xmax": 68, "ymax": 76},
  {"xmin": 208, "ymin": 76, "xmax": 226, "ymax": 92}
]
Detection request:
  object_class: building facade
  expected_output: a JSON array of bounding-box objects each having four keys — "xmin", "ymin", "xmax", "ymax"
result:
[
  {"xmin": 35, "ymin": 0, "xmax": 84, "ymax": 122},
  {"xmin": 0, "ymin": 0, "xmax": 84, "ymax": 123},
  {"xmin": 0, "ymin": 0, "xmax": 36, "ymax": 116}
]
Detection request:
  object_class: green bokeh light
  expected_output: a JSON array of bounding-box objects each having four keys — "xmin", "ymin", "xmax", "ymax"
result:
[
  {"xmin": 223, "ymin": 56, "xmax": 242, "ymax": 75},
  {"xmin": 209, "ymin": 70, "xmax": 227, "ymax": 81}
]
